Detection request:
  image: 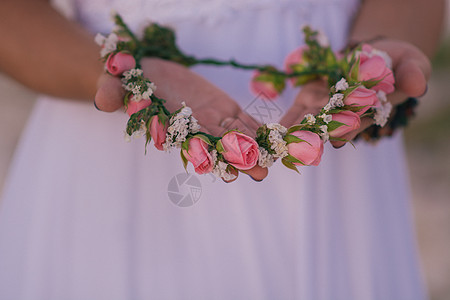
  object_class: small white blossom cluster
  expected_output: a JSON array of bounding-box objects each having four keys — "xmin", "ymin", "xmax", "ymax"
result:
[
  {"xmin": 95, "ymin": 32, "xmax": 119, "ymax": 57},
  {"xmin": 305, "ymin": 114, "xmax": 316, "ymax": 125},
  {"xmin": 335, "ymin": 78, "xmax": 349, "ymax": 92},
  {"xmin": 258, "ymin": 147, "xmax": 274, "ymax": 168},
  {"xmin": 324, "ymin": 93, "xmax": 345, "ymax": 111},
  {"xmin": 317, "ymin": 113, "xmax": 332, "ymax": 142},
  {"xmin": 124, "ymin": 120, "xmax": 146, "ymax": 142},
  {"xmin": 122, "ymin": 69, "xmax": 156, "ymax": 101},
  {"xmin": 319, "ymin": 125, "xmax": 329, "ymax": 142},
  {"xmin": 211, "ymin": 150, "xmax": 237, "ymax": 181},
  {"xmin": 267, "ymin": 123, "xmax": 288, "ymax": 159},
  {"xmin": 374, "ymin": 91, "xmax": 392, "ymax": 127},
  {"xmin": 163, "ymin": 102, "xmax": 200, "ymax": 151}
]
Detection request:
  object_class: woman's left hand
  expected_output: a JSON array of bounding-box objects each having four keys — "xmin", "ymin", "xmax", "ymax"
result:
[{"xmin": 280, "ymin": 38, "xmax": 432, "ymax": 148}]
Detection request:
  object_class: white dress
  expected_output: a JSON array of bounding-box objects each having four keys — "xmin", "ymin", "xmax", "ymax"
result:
[{"xmin": 0, "ymin": 0, "xmax": 427, "ymax": 299}]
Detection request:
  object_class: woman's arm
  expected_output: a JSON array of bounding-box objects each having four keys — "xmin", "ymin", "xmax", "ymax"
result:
[
  {"xmin": 349, "ymin": 0, "xmax": 445, "ymax": 58},
  {"xmin": 0, "ymin": 0, "xmax": 268, "ymax": 181},
  {"xmin": 0, "ymin": 0, "xmax": 102, "ymax": 99}
]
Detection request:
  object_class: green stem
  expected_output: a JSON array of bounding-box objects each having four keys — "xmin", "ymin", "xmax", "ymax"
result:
[
  {"xmin": 191, "ymin": 57, "xmax": 332, "ymax": 78},
  {"xmin": 114, "ymin": 14, "xmax": 141, "ymax": 47}
]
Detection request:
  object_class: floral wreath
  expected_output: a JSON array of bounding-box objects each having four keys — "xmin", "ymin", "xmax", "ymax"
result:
[{"xmin": 95, "ymin": 14, "xmax": 398, "ymax": 182}]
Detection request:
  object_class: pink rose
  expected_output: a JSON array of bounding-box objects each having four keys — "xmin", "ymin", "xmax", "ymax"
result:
[
  {"xmin": 106, "ymin": 52, "xmax": 136, "ymax": 76},
  {"xmin": 125, "ymin": 97, "xmax": 152, "ymax": 116},
  {"xmin": 149, "ymin": 115, "xmax": 168, "ymax": 151},
  {"xmin": 249, "ymin": 71, "xmax": 279, "ymax": 100},
  {"xmin": 221, "ymin": 131, "xmax": 259, "ymax": 170},
  {"xmin": 182, "ymin": 137, "xmax": 214, "ymax": 174},
  {"xmin": 287, "ymin": 130, "xmax": 323, "ymax": 166},
  {"xmin": 329, "ymin": 111, "xmax": 361, "ymax": 138},
  {"xmin": 284, "ymin": 46, "xmax": 307, "ymax": 73},
  {"xmin": 358, "ymin": 44, "xmax": 395, "ymax": 94},
  {"xmin": 344, "ymin": 87, "xmax": 379, "ymax": 115}
]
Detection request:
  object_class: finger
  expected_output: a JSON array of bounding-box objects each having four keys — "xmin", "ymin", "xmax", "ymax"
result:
[
  {"xmin": 394, "ymin": 57, "xmax": 429, "ymax": 98},
  {"xmin": 218, "ymin": 117, "xmax": 258, "ymax": 137},
  {"xmin": 237, "ymin": 111, "xmax": 261, "ymax": 133},
  {"xmin": 241, "ymin": 165, "xmax": 269, "ymax": 182},
  {"xmin": 280, "ymin": 82, "xmax": 329, "ymax": 127},
  {"xmin": 94, "ymin": 74, "xmax": 125, "ymax": 112},
  {"xmin": 222, "ymin": 168, "xmax": 239, "ymax": 183}
]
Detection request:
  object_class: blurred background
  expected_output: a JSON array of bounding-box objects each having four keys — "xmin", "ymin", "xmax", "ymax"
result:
[{"xmin": 0, "ymin": 4, "xmax": 449, "ymax": 300}]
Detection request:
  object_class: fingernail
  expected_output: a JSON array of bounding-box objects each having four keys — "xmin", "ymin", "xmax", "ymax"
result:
[
  {"xmin": 333, "ymin": 143, "xmax": 345, "ymax": 149},
  {"xmin": 251, "ymin": 176, "xmax": 263, "ymax": 182},
  {"xmin": 219, "ymin": 117, "xmax": 235, "ymax": 128},
  {"xmin": 94, "ymin": 100, "xmax": 101, "ymax": 111}
]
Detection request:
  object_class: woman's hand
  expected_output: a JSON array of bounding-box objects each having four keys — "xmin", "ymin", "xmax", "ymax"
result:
[
  {"xmin": 280, "ymin": 38, "xmax": 431, "ymax": 148},
  {"xmin": 95, "ymin": 57, "xmax": 268, "ymax": 182}
]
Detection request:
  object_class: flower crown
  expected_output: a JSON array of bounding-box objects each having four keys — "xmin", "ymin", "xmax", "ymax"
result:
[{"xmin": 95, "ymin": 14, "xmax": 395, "ymax": 182}]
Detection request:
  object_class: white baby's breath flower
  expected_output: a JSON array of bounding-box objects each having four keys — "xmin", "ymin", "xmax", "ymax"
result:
[
  {"xmin": 376, "ymin": 90, "xmax": 387, "ymax": 103},
  {"xmin": 124, "ymin": 131, "xmax": 132, "ymax": 143},
  {"xmin": 319, "ymin": 125, "xmax": 329, "ymax": 142},
  {"xmin": 258, "ymin": 147, "xmax": 275, "ymax": 168},
  {"xmin": 335, "ymin": 78, "xmax": 349, "ymax": 92},
  {"xmin": 266, "ymin": 123, "xmax": 287, "ymax": 135},
  {"xmin": 124, "ymin": 120, "xmax": 147, "ymax": 142},
  {"xmin": 94, "ymin": 33, "xmax": 106, "ymax": 46},
  {"xmin": 164, "ymin": 103, "xmax": 201, "ymax": 151},
  {"xmin": 305, "ymin": 114, "xmax": 316, "ymax": 125},
  {"xmin": 268, "ymin": 129, "xmax": 288, "ymax": 159},
  {"xmin": 320, "ymin": 114, "xmax": 332, "ymax": 124},
  {"xmin": 96, "ymin": 32, "xmax": 119, "ymax": 57},
  {"xmin": 189, "ymin": 116, "xmax": 201, "ymax": 133},
  {"xmin": 374, "ymin": 102, "xmax": 392, "ymax": 127},
  {"xmin": 324, "ymin": 103, "xmax": 333, "ymax": 112},
  {"xmin": 212, "ymin": 160, "xmax": 237, "ymax": 181}
]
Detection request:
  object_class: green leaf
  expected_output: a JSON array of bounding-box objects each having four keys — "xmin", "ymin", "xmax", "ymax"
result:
[
  {"xmin": 216, "ymin": 140, "xmax": 225, "ymax": 153},
  {"xmin": 193, "ymin": 134, "xmax": 212, "ymax": 146},
  {"xmin": 181, "ymin": 139, "xmax": 190, "ymax": 151},
  {"xmin": 287, "ymin": 124, "xmax": 307, "ymax": 134},
  {"xmin": 284, "ymin": 134, "xmax": 306, "ymax": 144},
  {"xmin": 349, "ymin": 56, "xmax": 361, "ymax": 81},
  {"xmin": 180, "ymin": 150, "xmax": 189, "ymax": 171},
  {"xmin": 284, "ymin": 154, "xmax": 305, "ymax": 165},
  {"xmin": 144, "ymin": 131, "xmax": 152, "ymax": 154},
  {"xmin": 281, "ymin": 158, "xmax": 300, "ymax": 173},
  {"xmin": 327, "ymin": 120, "xmax": 347, "ymax": 131}
]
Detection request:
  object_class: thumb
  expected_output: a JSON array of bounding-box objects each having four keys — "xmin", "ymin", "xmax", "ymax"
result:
[
  {"xmin": 394, "ymin": 56, "xmax": 430, "ymax": 98},
  {"xmin": 94, "ymin": 74, "xmax": 125, "ymax": 112}
]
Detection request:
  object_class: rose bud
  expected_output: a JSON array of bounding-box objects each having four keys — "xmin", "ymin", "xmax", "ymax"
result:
[
  {"xmin": 149, "ymin": 115, "xmax": 168, "ymax": 151},
  {"xmin": 125, "ymin": 96, "xmax": 152, "ymax": 116},
  {"xmin": 357, "ymin": 45, "xmax": 395, "ymax": 94},
  {"xmin": 329, "ymin": 111, "xmax": 361, "ymax": 138},
  {"xmin": 344, "ymin": 87, "xmax": 379, "ymax": 115},
  {"xmin": 182, "ymin": 137, "xmax": 214, "ymax": 174},
  {"xmin": 249, "ymin": 71, "xmax": 280, "ymax": 100},
  {"xmin": 106, "ymin": 52, "xmax": 136, "ymax": 76},
  {"xmin": 221, "ymin": 131, "xmax": 260, "ymax": 170},
  {"xmin": 287, "ymin": 130, "xmax": 323, "ymax": 166}
]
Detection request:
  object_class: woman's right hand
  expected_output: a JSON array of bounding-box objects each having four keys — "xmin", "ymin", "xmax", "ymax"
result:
[{"xmin": 95, "ymin": 57, "xmax": 268, "ymax": 182}]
